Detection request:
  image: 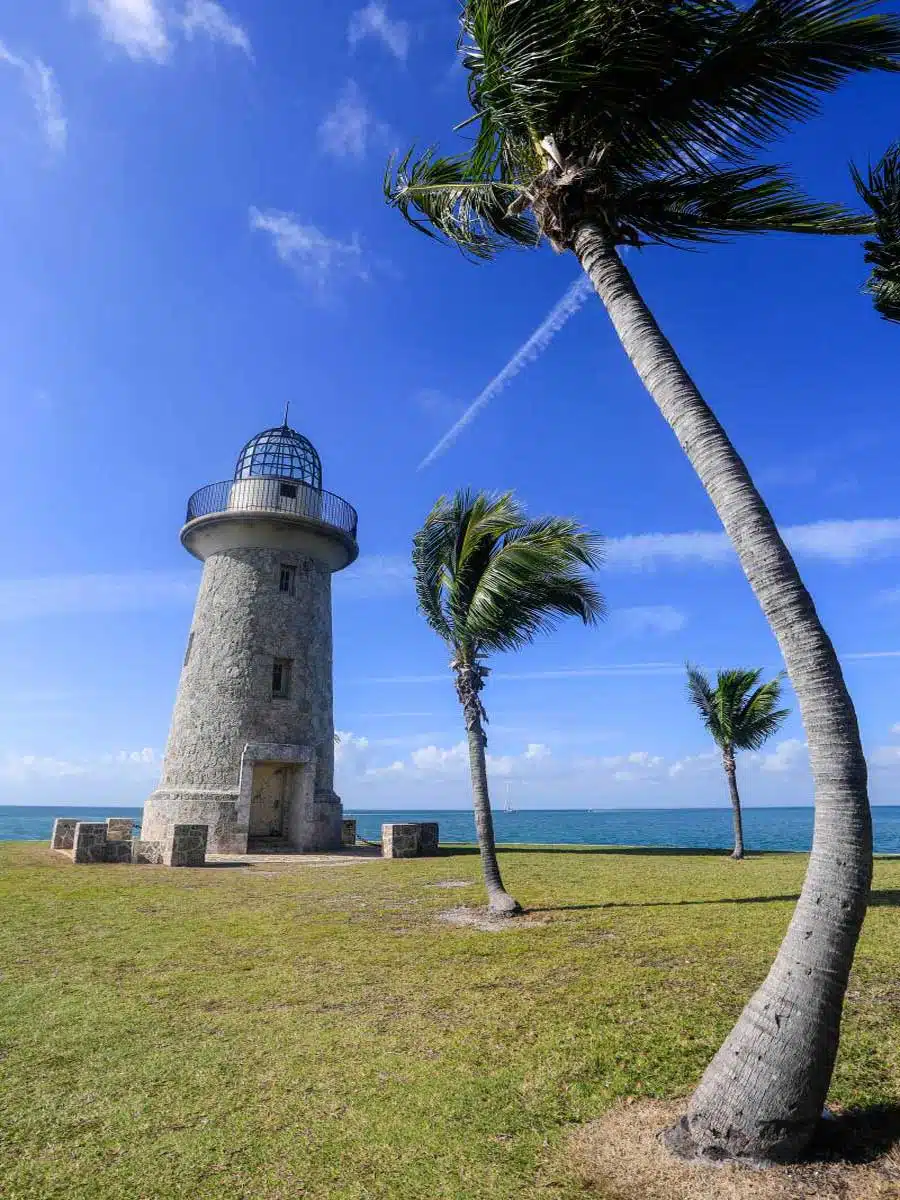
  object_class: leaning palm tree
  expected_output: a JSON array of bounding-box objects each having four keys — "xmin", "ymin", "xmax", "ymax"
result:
[
  {"xmin": 413, "ymin": 489, "xmax": 603, "ymax": 915},
  {"xmin": 686, "ymin": 666, "xmax": 789, "ymax": 860},
  {"xmin": 852, "ymin": 140, "xmax": 900, "ymax": 322},
  {"xmin": 385, "ymin": 0, "xmax": 900, "ymax": 1164}
]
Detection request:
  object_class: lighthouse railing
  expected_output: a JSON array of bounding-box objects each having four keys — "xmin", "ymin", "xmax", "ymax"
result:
[{"xmin": 185, "ymin": 480, "xmax": 358, "ymax": 540}]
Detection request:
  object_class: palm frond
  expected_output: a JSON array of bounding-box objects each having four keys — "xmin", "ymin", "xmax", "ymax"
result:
[
  {"xmin": 411, "ymin": 488, "xmax": 604, "ymax": 665},
  {"xmin": 620, "ymin": 0, "xmax": 900, "ymax": 174},
  {"xmin": 412, "ymin": 494, "xmax": 459, "ymax": 643},
  {"xmin": 852, "ymin": 141, "xmax": 900, "ymax": 322},
  {"xmin": 618, "ymin": 165, "xmax": 871, "ymax": 245},
  {"xmin": 387, "ymin": 0, "xmax": 900, "ymax": 254},
  {"xmin": 384, "ymin": 147, "xmax": 537, "ymax": 259},
  {"xmin": 686, "ymin": 664, "xmax": 790, "ymax": 751}
]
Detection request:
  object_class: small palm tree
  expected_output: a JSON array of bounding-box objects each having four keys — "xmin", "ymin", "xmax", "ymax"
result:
[
  {"xmin": 686, "ymin": 666, "xmax": 789, "ymax": 860},
  {"xmin": 386, "ymin": 0, "xmax": 900, "ymax": 1163},
  {"xmin": 852, "ymin": 140, "xmax": 900, "ymax": 322},
  {"xmin": 413, "ymin": 489, "xmax": 603, "ymax": 915}
]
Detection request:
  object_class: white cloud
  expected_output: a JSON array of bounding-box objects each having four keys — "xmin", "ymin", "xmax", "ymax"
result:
[
  {"xmin": 81, "ymin": 0, "xmax": 250, "ymax": 62},
  {"xmin": 348, "ymin": 2, "xmax": 410, "ymax": 61},
  {"xmin": 181, "ymin": 0, "xmax": 251, "ymax": 55},
  {"xmin": 610, "ymin": 605, "xmax": 686, "ymax": 636},
  {"xmin": 318, "ymin": 81, "xmax": 388, "ymax": 161},
  {"xmin": 249, "ymin": 207, "xmax": 367, "ymax": 295},
  {"xmin": 758, "ymin": 738, "xmax": 808, "ymax": 773},
  {"xmin": 84, "ymin": 0, "xmax": 170, "ymax": 60},
  {"xmin": 0, "ymin": 571, "xmax": 197, "ymax": 621},
  {"xmin": 605, "ymin": 518, "xmax": 900, "ymax": 571},
  {"xmin": 892, "ymin": 723, "xmax": 900, "ymax": 735},
  {"xmin": 0, "ymin": 41, "xmax": 66, "ymax": 152},
  {"xmin": 0, "ymin": 746, "xmax": 156, "ymax": 780}
]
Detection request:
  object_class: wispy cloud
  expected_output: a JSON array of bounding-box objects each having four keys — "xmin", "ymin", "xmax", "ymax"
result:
[
  {"xmin": 0, "ymin": 41, "xmax": 66, "ymax": 152},
  {"xmin": 335, "ymin": 554, "xmax": 413, "ymax": 600},
  {"xmin": 249, "ymin": 207, "xmax": 367, "ymax": 295},
  {"xmin": 363, "ymin": 662, "xmax": 685, "ymax": 685},
  {"xmin": 348, "ymin": 2, "xmax": 410, "ymax": 61},
  {"xmin": 419, "ymin": 276, "xmax": 593, "ymax": 469},
  {"xmin": 606, "ymin": 518, "xmax": 900, "ymax": 570},
  {"xmin": 84, "ymin": 0, "xmax": 171, "ymax": 60},
  {"xmin": 181, "ymin": 0, "xmax": 252, "ymax": 56},
  {"xmin": 0, "ymin": 746, "xmax": 156, "ymax": 780},
  {"xmin": 318, "ymin": 81, "xmax": 388, "ymax": 161},
  {"xmin": 82, "ymin": 0, "xmax": 250, "ymax": 61},
  {"xmin": 609, "ymin": 605, "xmax": 686, "ymax": 636},
  {"xmin": 0, "ymin": 571, "xmax": 196, "ymax": 620}
]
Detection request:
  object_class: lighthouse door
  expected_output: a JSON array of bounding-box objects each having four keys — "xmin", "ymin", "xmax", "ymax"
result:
[{"xmin": 248, "ymin": 763, "xmax": 287, "ymax": 838}]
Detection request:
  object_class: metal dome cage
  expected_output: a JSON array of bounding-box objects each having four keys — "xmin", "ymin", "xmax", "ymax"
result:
[{"xmin": 234, "ymin": 424, "xmax": 323, "ymax": 490}]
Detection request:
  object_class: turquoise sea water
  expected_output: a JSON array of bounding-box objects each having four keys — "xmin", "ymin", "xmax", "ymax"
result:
[{"xmin": 5, "ymin": 804, "xmax": 900, "ymax": 852}]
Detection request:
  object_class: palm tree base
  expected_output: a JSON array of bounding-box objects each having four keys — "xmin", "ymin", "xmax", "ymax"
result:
[
  {"xmin": 488, "ymin": 890, "xmax": 522, "ymax": 917},
  {"xmin": 661, "ymin": 1112, "xmax": 809, "ymax": 1166},
  {"xmin": 730, "ymin": 851, "xmax": 745, "ymax": 861}
]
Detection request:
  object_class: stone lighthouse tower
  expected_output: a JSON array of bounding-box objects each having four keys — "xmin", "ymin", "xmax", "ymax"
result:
[{"xmin": 142, "ymin": 418, "xmax": 358, "ymax": 854}]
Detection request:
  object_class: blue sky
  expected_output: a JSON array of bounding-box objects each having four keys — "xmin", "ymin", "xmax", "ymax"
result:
[{"xmin": 2, "ymin": 0, "xmax": 900, "ymax": 811}]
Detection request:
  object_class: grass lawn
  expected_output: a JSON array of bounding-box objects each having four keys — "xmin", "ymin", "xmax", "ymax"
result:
[{"xmin": 1, "ymin": 841, "xmax": 899, "ymax": 1199}]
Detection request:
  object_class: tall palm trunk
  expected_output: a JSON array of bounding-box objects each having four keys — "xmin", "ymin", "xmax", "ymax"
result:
[
  {"xmin": 573, "ymin": 223, "xmax": 871, "ymax": 1164},
  {"xmin": 456, "ymin": 663, "xmax": 521, "ymax": 916},
  {"xmin": 723, "ymin": 745, "xmax": 745, "ymax": 860}
]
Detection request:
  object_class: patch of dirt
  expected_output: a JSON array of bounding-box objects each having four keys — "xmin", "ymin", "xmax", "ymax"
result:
[
  {"xmin": 429, "ymin": 880, "xmax": 474, "ymax": 889},
  {"xmin": 437, "ymin": 906, "xmax": 547, "ymax": 932},
  {"xmin": 568, "ymin": 1099, "xmax": 900, "ymax": 1200}
]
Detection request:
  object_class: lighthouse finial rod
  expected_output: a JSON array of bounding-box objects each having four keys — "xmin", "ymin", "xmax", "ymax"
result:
[{"xmin": 282, "ymin": 401, "xmax": 290, "ymax": 428}]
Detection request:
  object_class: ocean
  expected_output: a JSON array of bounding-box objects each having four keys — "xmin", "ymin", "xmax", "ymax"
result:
[{"xmin": 5, "ymin": 804, "xmax": 900, "ymax": 852}]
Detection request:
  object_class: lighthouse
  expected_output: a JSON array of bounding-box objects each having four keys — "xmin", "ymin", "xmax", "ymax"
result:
[{"xmin": 142, "ymin": 417, "xmax": 358, "ymax": 854}]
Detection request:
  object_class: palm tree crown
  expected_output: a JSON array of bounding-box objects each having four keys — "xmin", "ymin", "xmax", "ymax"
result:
[
  {"xmin": 386, "ymin": 0, "xmax": 900, "ymax": 258},
  {"xmin": 414, "ymin": 490, "xmax": 605, "ymax": 669},
  {"xmin": 852, "ymin": 140, "xmax": 900, "ymax": 322},
  {"xmin": 686, "ymin": 665, "xmax": 790, "ymax": 752}
]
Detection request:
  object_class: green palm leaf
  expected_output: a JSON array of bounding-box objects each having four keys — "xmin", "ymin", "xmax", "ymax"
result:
[
  {"xmin": 412, "ymin": 490, "xmax": 604, "ymax": 661},
  {"xmin": 686, "ymin": 664, "xmax": 790, "ymax": 751},
  {"xmin": 385, "ymin": 0, "xmax": 900, "ymax": 253},
  {"xmin": 852, "ymin": 141, "xmax": 900, "ymax": 322}
]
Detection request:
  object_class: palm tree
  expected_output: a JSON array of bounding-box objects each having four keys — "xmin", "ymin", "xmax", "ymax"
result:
[
  {"xmin": 385, "ymin": 0, "xmax": 900, "ymax": 1164},
  {"xmin": 686, "ymin": 666, "xmax": 789, "ymax": 860},
  {"xmin": 852, "ymin": 140, "xmax": 900, "ymax": 321},
  {"xmin": 413, "ymin": 489, "xmax": 603, "ymax": 915}
]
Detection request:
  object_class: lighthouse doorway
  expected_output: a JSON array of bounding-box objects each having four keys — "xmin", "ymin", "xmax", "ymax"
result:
[{"xmin": 248, "ymin": 763, "xmax": 291, "ymax": 838}]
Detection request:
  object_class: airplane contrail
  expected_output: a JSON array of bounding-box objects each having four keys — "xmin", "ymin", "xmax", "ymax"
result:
[{"xmin": 417, "ymin": 274, "xmax": 595, "ymax": 470}]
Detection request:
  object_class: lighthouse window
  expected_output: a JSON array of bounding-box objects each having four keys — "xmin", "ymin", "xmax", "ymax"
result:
[
  {"xmin": 272, "ymin": 657, "xmax": 292, "ymax": 698},
  {"xmin": 279, "ymin": 564, "xmax": 297, "ymax": 595},
  {"xmin": 279, "ymin": 482, "xmax": 298, "ymax": 500}
]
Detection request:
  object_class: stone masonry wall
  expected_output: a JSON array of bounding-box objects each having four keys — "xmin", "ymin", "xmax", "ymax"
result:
[{"xmin": 157, "ymin": 547, "xmax": 335, "ymax": 797}]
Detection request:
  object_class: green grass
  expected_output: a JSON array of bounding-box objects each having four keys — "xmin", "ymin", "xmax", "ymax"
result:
[{"xmin": 1, "ymin": 842, "xmax": 899, "ymax": 1199}]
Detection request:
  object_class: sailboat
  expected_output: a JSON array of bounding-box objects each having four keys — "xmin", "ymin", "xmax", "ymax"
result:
[{"xmin": 502, "ymin": 781, "xmax": 515, "ymax": 814}]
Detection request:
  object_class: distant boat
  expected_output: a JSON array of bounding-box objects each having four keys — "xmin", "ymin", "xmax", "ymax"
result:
[{"xmin": 503, "ymin": 783, "xmax": 515, "ymax": 814}]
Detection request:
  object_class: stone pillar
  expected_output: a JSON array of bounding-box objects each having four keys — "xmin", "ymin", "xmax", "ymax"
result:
[
  {"xmin": 72, "ymin": 822, "xmax": 107, "ymax": 864},
  {"xmin": 341, "ymin": 818, "xmax": 357, "ymax": 847},
  {"xmin": 381, "ymin": 823, "xmax": 421, "ymax": 859},
  {"xmin": 162, "ymin": 824, "xmax": 208, "ymax": 867},
  {"xmin": 50, "ymin": 818, "xmax": 78, "ymax": 850},
  {"xmin": 106, "ymin": 818, "xmax": 134, "ymax": 842},
  {"xmin": 418, "ymin": 822, "xmax": 440, "ymax": 856}
]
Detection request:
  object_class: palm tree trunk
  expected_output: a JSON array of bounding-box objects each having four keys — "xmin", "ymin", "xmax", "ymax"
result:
[
  {"xmin": 723, "ymin": 745, "xmax": 745, "ymax": 860},
  {"xmin": 572, "ymin": 223, "xmax": 871, "ymax": 1164},
  {"xmin": 456, "ymin": 668, "xmax": 521, "ymax": 916}
]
